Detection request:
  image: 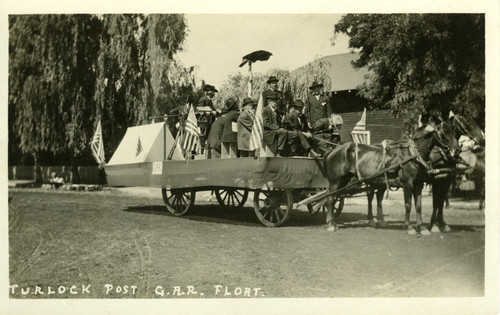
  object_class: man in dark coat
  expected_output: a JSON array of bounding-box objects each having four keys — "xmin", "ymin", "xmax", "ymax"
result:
[
  {"xmin": 263, "ymin": 92, "xmax": 320, "ymax": 157},
  {"xmin": 221, "ymin": 97, "xmax": 240, "ymax": 157},
  {"xmin": 262, "ymin": 76, "xmax": 284, "ymax": 123},
  {"xmin": 303, "ymin": 81, "xmax": 333, "ymax": 128},
  {"xmin": 197, "ymin": 84, "xmax": 217, "ymax": 110},
  {"xmin": 207, "ymin": 109, "xmax": 227, "ymax": 159},
  {"xmin": 197, "ymin": 84, "xmax": 219, "ymax": 150},
  {"xmin": 237, "ymin": 97, "xmax": 257, "ymax": 157},
  {"xmin": 284, "ymin": 99, "xmax": 308, "ymax": 132}
]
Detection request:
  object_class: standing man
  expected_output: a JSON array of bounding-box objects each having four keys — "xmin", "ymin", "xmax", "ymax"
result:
[
  {"xmin": 197, "ymin": 84, "xmax": 219, "ymax": 155},
  {"xmin": 262, "ymin": 76, "xmax": 284, "ymax": 123},
  {"xmin": 221, "ymin": 97, "xmax": 240, "ymax": 158},
  {"xmin": 197, "ymin": 84, "xmax": 217, "ymax": 111},
  {"xmin": 237, "ymin": 97, "xmax": 257, "ymax": 157},
  {"xmin": 206, "ymin": 109, "xmax": 227, "ymax": 159},
  {"xmin": 303, "ymin": 81, "xmax": 333, "ymax": 128}
]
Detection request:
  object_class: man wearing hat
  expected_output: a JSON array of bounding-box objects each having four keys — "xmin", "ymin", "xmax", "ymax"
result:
[
  {"xmin": 197, "ymin": 84, "xmax": 217, "ymax": 111},
  {"xmin": 206, "ymin": 108, "xmax": 227, "ymax": 159},
  {"xmin": 197, "ymin": 84, "xmax": 219, "ymax": 153},
  {"xmin": 221, "ymin": 97, "xmax": 240, "ymax": 158},
  {"xmin": 262, "ymin": 76, "xmax": 285, "ymax": 123},
  {"xmin": 263, "ymin": 92, "xmax": 320, "ymax": 157},
  {"xmin": 237, "ymin": 97, "xmax": 257, "ymax": 157},
  {"xmin": 303, "ymin": 81, "xmax": 333, "ymax": 128},
  {"xmin": 284, "ymin": 99, "xmax": 308, "ymax": 132}
]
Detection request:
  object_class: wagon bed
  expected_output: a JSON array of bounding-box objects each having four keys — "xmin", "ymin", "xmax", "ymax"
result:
[{"xmin": 105, "ymin": 156, "xmax": 331, "ymax": 226}]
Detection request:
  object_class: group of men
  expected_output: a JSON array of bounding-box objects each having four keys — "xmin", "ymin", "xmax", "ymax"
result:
[{"xmin": 180, "ymin": 75, "xmax": 343, "ymax": 158}]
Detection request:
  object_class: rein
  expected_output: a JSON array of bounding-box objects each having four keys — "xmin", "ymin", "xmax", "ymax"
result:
[{"xmin": 453, "ymin": 115, "xmax": 483, "ymax": 146}]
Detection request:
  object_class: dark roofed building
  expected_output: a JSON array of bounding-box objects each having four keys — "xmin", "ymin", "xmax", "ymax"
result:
[{"xmin": 294, "ymin": 53, "xmax": 406, "ymax": 144}]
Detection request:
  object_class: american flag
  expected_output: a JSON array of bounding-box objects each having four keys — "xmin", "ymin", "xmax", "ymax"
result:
[
  {"xmin": 90, "ymin": 120, "xmax": 105, "ymax": 165},
  {"xmin": 351, "ymin": 108, "xmax": 369, "ymax": 144},
  {"xmin": 249, "ymin": 94, "xmax": 264, "ymax": 151},
  {"xmin": 182, "ymin": 104, "xmax": 201, "ymax": 154},
  {"xmin": 136, "ymin": 135, "xmax": 143, "ymax": 157},
  {"xmin": 353, "ymin": 108, "xmax": 366, "ymax": 131}
]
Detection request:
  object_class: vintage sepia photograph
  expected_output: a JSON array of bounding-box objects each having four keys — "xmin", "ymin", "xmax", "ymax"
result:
[{"xmin": 4, "ymin": 1, "xmax": 499, "ymax": 314}]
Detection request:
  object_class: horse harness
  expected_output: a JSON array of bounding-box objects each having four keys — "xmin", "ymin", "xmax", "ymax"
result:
[{"xmin": 353, "ymin": 134, "xmax": 434, "ymax": 191}]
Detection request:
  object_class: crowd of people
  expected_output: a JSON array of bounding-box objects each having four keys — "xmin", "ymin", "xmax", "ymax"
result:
[{"xmin": 172, "ymin": 76, "xmax": 344, "ymax": 159}]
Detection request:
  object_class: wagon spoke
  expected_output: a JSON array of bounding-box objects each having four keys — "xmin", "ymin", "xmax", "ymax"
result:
[
  {"xmin": 222, "ymin": 191, "xmax": 229, "ymax": 203},
  {"xmin": 233, "ymin": 193, "xmax": 241, "ymax": 205},
  {"xmin": 276, "ymin": 207, "xmax": 285, "ymax": 221}
]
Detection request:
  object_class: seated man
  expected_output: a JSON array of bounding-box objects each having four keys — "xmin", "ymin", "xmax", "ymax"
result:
[
  {"xmin": 262, "ymin": 92, "xmax": 320, "ymax": 157},
  {"xmin": 284, "ymin": 99, "xmax": 308, "ymax": 132},
  {"xmin": 311, "ymin": 113, "xmax": 343, "ymax": 154},
  {"xmin": 283, "ymin": 99, "xmax": 309, "ymax": 156}
]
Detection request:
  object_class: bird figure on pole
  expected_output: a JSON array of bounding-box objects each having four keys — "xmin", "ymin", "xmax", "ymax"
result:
[{"xmin": 238, "ymin": 50, "xmax": 273, "ymax": 67}]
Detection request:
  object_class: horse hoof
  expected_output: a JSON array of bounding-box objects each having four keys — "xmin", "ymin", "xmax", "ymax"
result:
[
  {"xmin": 407, "ymin": 226, "xmax": 416, "ymax": 235},
  {"xmin": 431, "ymin": 225, "xmax": 441, "ymax": 233},
  {"xmin": 377, "ymin": 220, "xmax": 388, "ymax": 228},
  {"xmin": 420, "ymin": 228, "xmax": 431, "ymax": 236},
  {"xmin": 369, "ymin": 221, "xmax": 377, "ymax": 228},
  {"xmin": 442, "ymin": 225, "xmax": 451, "ymax": 233},
  {"xmin": 327, "ymin": 226, "xmax": 338, "ymax": 232}
]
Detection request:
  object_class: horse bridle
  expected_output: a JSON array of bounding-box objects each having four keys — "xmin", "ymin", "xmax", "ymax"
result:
[{"xmin": 452, "ymin": 115, "xmax": 484, "ymax": 147}]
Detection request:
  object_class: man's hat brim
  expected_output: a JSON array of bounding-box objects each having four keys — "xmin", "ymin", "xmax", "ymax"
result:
[{"xmin": 309, "ymin": 82, "xmax": 324, "ymax": 90}]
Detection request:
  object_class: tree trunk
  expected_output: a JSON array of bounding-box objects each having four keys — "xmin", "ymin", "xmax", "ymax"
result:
[
  {"xmin": 70, "ymin": 155, "xmax": 80, "ymax": 184},
  {"xmin": 33, "ymin": 152, "xmax": 43, "ymax": 183}
]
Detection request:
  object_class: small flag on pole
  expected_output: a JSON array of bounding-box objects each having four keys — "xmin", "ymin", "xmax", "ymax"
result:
[
  {"xmin": 91, "ymin": 120, "xmax": 105, "ymax": 166},
  {"xmin": 136, "ymin": 135, "xmax": 144, "ymax": 157},
  {"xmin": 249, "ymin": 94, "xmax": 264, "ymax": 151},
  {"xmin": 353, "ymin": 108, "xmax": 366, "ymax": 131},
  {"xmin": 182, "ymin": 104, "xmax": 201, "ymax": 154}
]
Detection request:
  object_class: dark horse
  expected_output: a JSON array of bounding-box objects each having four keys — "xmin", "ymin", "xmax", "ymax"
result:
[
  {"xmin": 323, "ymin": 121, "xmax": 460, "ymax": 236},
  {"xmin": 427, "ymin": 113, "xmax": 485, "ymax": 232}
]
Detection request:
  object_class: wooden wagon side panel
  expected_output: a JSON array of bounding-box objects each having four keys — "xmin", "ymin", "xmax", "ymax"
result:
[{"xmin": 105, "ymin": 157, "xmax": 329, "ymax": 190}]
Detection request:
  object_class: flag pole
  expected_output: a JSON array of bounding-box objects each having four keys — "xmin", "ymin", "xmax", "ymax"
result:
[{"xmin": 247, "ymin": 61, "xmax": 253, "ymax": 98}]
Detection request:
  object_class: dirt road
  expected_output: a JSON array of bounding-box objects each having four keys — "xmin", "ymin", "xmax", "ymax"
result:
[{"xmin": 9, "ymin": 188, "xmax": 485, "ymax": 300}]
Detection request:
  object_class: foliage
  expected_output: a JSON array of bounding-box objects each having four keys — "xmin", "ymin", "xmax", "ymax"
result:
[
  {"xmin": 9, "ymin": 14, "xmax": 190, "ymax": 168},
  {"xmin": 217, "ymin": 61, "xmax": 331, "ymax": 110},
  {"xmin": 334, "ymin": 14, "xmax": 485, "ymax": 131}
]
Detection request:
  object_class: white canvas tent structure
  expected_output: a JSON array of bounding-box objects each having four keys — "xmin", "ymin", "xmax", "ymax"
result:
[{"xmin": 107, "ymin": 122, "xmax": 183, "ymax": 166}]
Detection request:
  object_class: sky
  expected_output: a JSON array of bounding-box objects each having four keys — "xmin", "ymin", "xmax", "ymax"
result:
[{"xmin": 176, "ymin": 14, "xmax": 352, "ymax": 88}]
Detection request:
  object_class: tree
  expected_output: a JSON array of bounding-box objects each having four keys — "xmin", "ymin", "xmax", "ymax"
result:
[
  {"xmin": 9, "ymin": 14, "xmax": 190, "ymax": 182},
  {"xmin": 9, "ymin": 15, "xmax": 101, "ymax": 181},
  {"xmin": 334, "ymin": 14, "xmax": 485, "ymax": 131}
]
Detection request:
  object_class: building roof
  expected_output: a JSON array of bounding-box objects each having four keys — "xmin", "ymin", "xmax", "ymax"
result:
[{"xmin": 298, "ymin": 52, "xmax": 370, "ymax": 92}]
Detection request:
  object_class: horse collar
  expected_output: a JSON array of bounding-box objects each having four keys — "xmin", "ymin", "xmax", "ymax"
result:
[{"xmin": 408, "ymin": 139, "xmax": 432, "ymax": 171}]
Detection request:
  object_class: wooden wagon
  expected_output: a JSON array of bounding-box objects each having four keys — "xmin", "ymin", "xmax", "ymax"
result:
[{"xmin": 104, "ymin": 121, "xmax": 342, "ymax": 227}]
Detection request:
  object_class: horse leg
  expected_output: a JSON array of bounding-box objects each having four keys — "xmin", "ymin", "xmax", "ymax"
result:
[
  {"xmin": 430, "ymin": 182, "xmax": 440, "ymax": 233},
  {"xmin": 436, "ymin": 181, "xmax": 451, "ymax": 232},
  {"xmin": 413, "ymin": 183, "xmax": 430, "ymax": 236},
  {"xmin": 403, "ymin": 184, "xmax": 415, "ymax": 234},
  {"xmin": 326, "ymin": 194, "xmax": 338, "ymax": 232},
  {"xmin": 376, "ymin": 188, "xmax": 388, "ymax": 228},
  {"xmin": 367, "ymin": 190, "xmax": 376, "ymax": 228}
]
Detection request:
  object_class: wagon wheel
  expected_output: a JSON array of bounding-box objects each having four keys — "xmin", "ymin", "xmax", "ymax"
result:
[
  {"xmin": 215, "ymin": 188, "xmax": 249, "ymax": 209},
  {"xmin": 333, "ymin": 197, "xmax": 345, "ymax": 218},
  {"xmin": 253, "ymin": 190, "xmax": 293, "ymax": 227},
  {"xmin": 161, "ymin": 188, "xmax": 196, "ymax": 216}
]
